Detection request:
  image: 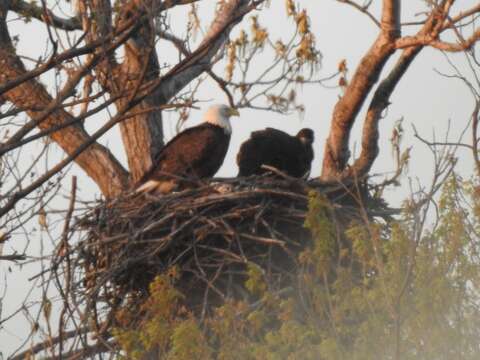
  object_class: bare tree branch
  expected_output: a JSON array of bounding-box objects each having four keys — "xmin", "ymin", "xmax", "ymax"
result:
[
  {"xmin": 10, "ymin": 0, "xmax": 82, "ymax": 31},
  {"xmin": 348, "ymin": 45, "xmax": 421, "ymax": 178},
  {"xmin": 321, "ymin": 0, "xmax": 480, "ymax": 180},
  {"xmin": 154, "ymin": 0, "xmax": 257, "ymax": 104},
  {"xmin": 337, "ymin": 0, "xmax": 380, "ymax": 28},
  {"xmin": 320, "ymin": 0, "xmax": 401, "ymax": 180},
  {"xmin": 9, "ymin": 327, "xmax": 91, "ymax": 360},
  {"xmin": 395, "ymin": 28, "xmax": 480, "ymax": 52}
]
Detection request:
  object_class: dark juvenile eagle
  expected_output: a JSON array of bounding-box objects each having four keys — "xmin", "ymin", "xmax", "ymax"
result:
[
  {"xmin": 237, "ymin": 128, "xmax": 314, "ymax": 178},
  {"xmin": 136, "ymin": 104, "xmax": 239, "ymax": 194}
]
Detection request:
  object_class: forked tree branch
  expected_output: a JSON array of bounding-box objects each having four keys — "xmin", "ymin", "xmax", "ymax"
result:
[
  {"xmin": 347, "ymin": 0, "xmax": 469, "ymax": 178},
  {"xmin": 347, "ymin": 45, "xmax": 422, "ymax": 178},
  {"xmin": 321, "ymin": 0, "xmax": 479, "ymax": 181},
  {"xmin": 320, "ymin": 0, "xmax": 401, "ymax": 181}
]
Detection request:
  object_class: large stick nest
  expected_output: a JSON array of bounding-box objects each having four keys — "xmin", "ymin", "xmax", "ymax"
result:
[{"xmin": 75, "ymin": 176, "xmax": 385, "ymax": 316}]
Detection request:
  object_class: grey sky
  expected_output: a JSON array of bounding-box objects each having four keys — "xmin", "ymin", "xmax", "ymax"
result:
[{"xmin": 1, "ymin": 0, "xmax": 478, "ymax": 356}]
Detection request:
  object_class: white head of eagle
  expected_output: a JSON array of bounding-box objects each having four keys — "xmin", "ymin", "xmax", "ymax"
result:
[{"xmin": 203, "ymin": 104, "xmax": 240, "ymax": 134}]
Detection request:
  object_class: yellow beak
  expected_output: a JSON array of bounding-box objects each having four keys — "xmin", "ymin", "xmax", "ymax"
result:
[{"xmin": 228, "ymin": 108, "xmax": 240, "ymax": 117}]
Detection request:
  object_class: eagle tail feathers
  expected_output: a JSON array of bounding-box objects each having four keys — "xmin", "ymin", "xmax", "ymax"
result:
[
  {"xmin": 135, "ymin": 179, "xmax": 178, "ymax": 195},
  {"xmin": 135, "ymin": 180, "xmax": 161, "ymax": 194}
]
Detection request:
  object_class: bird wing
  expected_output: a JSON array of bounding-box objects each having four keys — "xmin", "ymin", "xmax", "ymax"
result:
[
  {"xmin": 250, "ymin": 127, "xmax": 291, "ymax": 140},
  {"xmin": 142, "ymin": 124, "xmax": 227, "ymax": 182}
]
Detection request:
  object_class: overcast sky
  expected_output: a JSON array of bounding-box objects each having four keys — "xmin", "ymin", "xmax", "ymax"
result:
[{"xmin": 1, "ymin": 0, "xmax": 478, "ymax": 356}]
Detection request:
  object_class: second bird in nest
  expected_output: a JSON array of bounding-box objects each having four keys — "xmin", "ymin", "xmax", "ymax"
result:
[{"xmin": 236, "ymin": 127, "xmax": 314, "ymax": 178}]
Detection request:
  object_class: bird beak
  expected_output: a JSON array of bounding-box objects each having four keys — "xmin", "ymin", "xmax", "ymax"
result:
[{"xmin": 228, "ymin": 108, "xmax": 240, "ymax": 117}]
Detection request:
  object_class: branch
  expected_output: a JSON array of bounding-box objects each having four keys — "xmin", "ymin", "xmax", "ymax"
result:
[
  {"xmin": 10, "ymin": 0, "xmax": 82, "ymax": 31},
  {"xmin": 157, "ymin": 30, "xmax": 235, "ymax": 106},
  {"xmin": 336, "ymin": 0, "xmax": 380, "ymax": 28},
  {"xmin": 347, "ymin": 45, "xmax": 421, "ymax": 178},
  {"xmin": 320, "ymin": 0, "xmax": 400, "ymax": 180},
  {"xmin": 0, "ymin": 33, "xmax": 111, "ymax": 96},
  {"xmin": 395, "ymin": 28, "xmax": 480, "ymax": 52},
  {"xmin": 9, "ymin": 327, "xmax": 91, "ymax": 360},
  {"xmin": 443, "ymin": 4, "xmax": 480, "ymax": 30},
  {"xmin": 471, "ymin": 102, "xmax": 480, "ymax": 177},
  {"xmin": 154, "ymin": 0, "xmax": 255, "ymax": 103},
  {"xmin": 343, "ymin": 1, "xmax": 458, "ymax": 178},
  {"xmin": 0, "ymin": 253, "xmax": 25, "ymax": 261}
]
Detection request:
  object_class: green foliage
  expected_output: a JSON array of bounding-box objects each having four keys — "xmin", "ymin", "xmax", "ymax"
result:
[
  {"xmin": 114, "ymin": 268, "xmax": 212, "ymax": 360},
  {"xmin": 303, "ymin": 175, "xmax": 480, "ymax": 359},
  {"xmin": 169, "ymin": 319, "xmax": 212, "ymax": 360},
  {"xmin": 245, "ymin": 262, "xmax": 267, "ymax": 296},
  {"xmin": 303, "ymin": 191, "xmax": 336, "ymax": 275},
  {"xmin": 116, "ymin": 175, "xmax": 480, "ymax": 359}
]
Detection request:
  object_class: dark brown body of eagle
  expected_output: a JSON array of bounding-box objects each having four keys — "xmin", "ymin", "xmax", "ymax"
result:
[
  {"xmin": 237, "ymin": 128, "xmax": 314, "ymax": 178},
  {"xmin": 136, "ymin": 104, "xmax": 238, "ymax": 194},
  {"xmin": 137, "ymin": 124, "xmax": 230, "ymax": 194}
]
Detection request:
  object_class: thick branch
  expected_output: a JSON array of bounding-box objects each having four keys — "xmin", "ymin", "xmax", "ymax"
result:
[
  {"xmin": 347, "ymin": 45, "xmax": 422, "ymax": 178},
  {"xmin": 380, "ymin": 0, "xmax": 401, "ymax": 37},
  {"xmin": 320, "ymin": 0, "xmax": 401, "ymax": 180},
  {"xmin": 113, "ymin": 0, "xmax": 164, "ymax": 181}
]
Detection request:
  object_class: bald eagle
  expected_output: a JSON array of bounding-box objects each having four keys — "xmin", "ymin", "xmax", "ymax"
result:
[
  {"xmin": 237, "ymin": 128, "xmax": 314, "ymax": 178},
  {"xmin": 136, "ymin": 104, "xmax": 239, "ymax": 194}
]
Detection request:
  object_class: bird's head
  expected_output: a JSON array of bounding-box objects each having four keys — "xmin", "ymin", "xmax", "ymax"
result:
[
  {"xmin": 203, "ymin": 104, "xmax": 240, "ymax": 134},
  {"xmin": 297, "ymin": 128, "xmax": 314, "ymax": 146}
]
